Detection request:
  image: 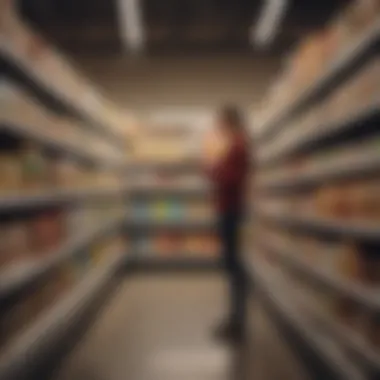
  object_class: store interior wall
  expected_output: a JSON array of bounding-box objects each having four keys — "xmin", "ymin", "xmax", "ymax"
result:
[{"xmin": 74, "ymin": 55, "xmax": 282, "ymax": 114}]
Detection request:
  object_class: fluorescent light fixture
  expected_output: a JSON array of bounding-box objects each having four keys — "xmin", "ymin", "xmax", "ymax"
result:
[
  {"xmin": 117, "ymin": 0, "xmax": 145, "ymax": 53},
  {"xmin": 251, "ymin": 0, "xmax": 288, "ymax": 46}
]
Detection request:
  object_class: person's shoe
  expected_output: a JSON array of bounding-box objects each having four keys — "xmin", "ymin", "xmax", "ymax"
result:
[{"xmin": 213, "ymin": 321, "xmax": 245, "ymax": 344}]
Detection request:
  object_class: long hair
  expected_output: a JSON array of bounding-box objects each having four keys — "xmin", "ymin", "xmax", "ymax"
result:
[{"xmin": 218, "ymin": 105, "xmax": 249, "ymax": 139}]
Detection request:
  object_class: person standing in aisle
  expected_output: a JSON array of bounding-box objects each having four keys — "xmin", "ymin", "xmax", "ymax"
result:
[{"xmin": 204, "ymin": 105, "xmax": 250, "ymax": 342}]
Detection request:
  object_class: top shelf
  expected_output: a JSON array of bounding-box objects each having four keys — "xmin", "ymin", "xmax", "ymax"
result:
[
  {"xmin": 1, "ymin": 14, "xmax": 127, "ymax": 150},
  {"xmin": 256, "ymin": 21, "xmax": 380, "ymax": 143}
]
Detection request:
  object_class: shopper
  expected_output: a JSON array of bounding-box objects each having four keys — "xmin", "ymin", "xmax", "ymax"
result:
[{"xmin": 204, "ymin": 105, "xmax": 250, "ymax": 342}]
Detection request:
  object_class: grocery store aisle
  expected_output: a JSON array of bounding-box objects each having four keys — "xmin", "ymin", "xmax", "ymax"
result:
[{"xmin": 53, "ymin": 273, "xmax": 252, "ymax": 380}]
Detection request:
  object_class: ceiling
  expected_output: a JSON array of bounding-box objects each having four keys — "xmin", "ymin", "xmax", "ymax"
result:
[{"xmin": 18, "ymin": 0, "xmax": 350, "ymax": 55}]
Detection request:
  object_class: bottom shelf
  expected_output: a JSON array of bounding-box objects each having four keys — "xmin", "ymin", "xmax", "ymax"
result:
[
  {"xmin": 0, "ymin": 252, "xmax": 123, "ymax": 380},
  {"xmin": 245, "ymin": 255, "xmax": 366, "ymax": 380},
  {"xmin": 126, "ymin": 255, "xmax": 222, "ymax": 272}
]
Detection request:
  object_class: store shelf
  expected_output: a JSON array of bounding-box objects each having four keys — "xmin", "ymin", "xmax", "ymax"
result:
[
  {"xmin": 1, "ymin": 120, "xmax": 107, "ymax": 166},
  {"xmin": 258, "ymin": 146, "xmax": 380, "ymax": 193},
  {"xmin": 129, "ymin": 186, "xmax": 209, "ymax": 198},
  {"xmin": 0, "ymin": 186, "xmax": 126, "ymax": 212},
  {"xmin": 260, "ymin": 102, "xmax": 380, "ymax": 166},
  {"xmin": 257, "ymin": 21, "xmax": 380, "ymax": 143},
  {"xmin": 245, "ymin": 255, "xmax": 365, "ymax": 380},
  {"xmin": 259, "ymin": 208, "xmax": 380, "ymax": 242},
  {"xmin": 1, "ymin": 43, "xmax": 125, "ymax": 150},
  {"xmin": 127, "ymin": 256, "xmax": 221, "ymax": 271},
  {"xmin": 261, "ymin": 147, "xmax": 380, "ymax": 190},
  {"xmin": 260, "ymin": 236, "xmax": 380, "ymax": 314},
  {"xmin": 124, "ymin": 160, "xmax": 201, "ymax": 174},
  {"xmin": 0, "ymin": 251, "xmax": 123, "ymax": 380},
  {"xmin": 286, "ymin": 275, "xmax": 380, "ymax": 377},
  {"xmin": 125, "ymin": 218, "xmax": 216, "ymax": 231},
  {"xmin": 0, "ymin": 215, "xmax": 124, "ymax": 303}
]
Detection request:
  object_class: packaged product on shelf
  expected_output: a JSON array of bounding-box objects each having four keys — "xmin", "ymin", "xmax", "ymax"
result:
[
  {"xmin": 349, "ymin": 178, "xmax": 380, "ymax": 222},
  {"xmin": 168, "ymin": 200, "xmax": 183, "ymax": 221},
  {"xmin": 183, "ymin": 235, "xmax": 197, "ymax": 253},
  {"xmin": 159, "ymin": 234, "xmax": 181, "ymax": 255},
  {"xmin": 322, "ymin": 21, "xmax": 344, "ymax": 66},
  {"xmin": 21, "ymin": 143, "xmax": 49, "ymax": 190},
  {"xmin": 314, "ymin": 184, "xmax": 353, "ymax": 220},
  {"xmin": 202, "ymin": 234, "xmax": 219, "ymax": 256},
  {"xmin": 314, "ymin": 177, "xmax": 380, "ymax": 223},
  {"xmin": 0, "ymin": 219, "xmax": 31, "ymax": 269},
  {"xmin": 188, "ymin": 202, "xmax": 212, "ymax": 220},
  {"xmin": 153, "ymin": 201, "xmax": 168, "ymax": 221},
  {"xmin": 50, "ymin": 158, "xmax": 75, "ymax": 189},
  {"xmin": 341, "ymin": 0, "xmax": 380, "ymax": 43},
  {"xmin": 0, "ymin": 153, "xmax": 23, "ymax": 193},
  {"xmin": 290, "ymin": 31, "xmax": 329, "ymax": 93},
  {"xmin": 184, "ymin": 235, "xmax": 215, "ymax": 255},
  {"xmin": 347, "ymin": 58, "xmax": 380, "ymax": 109},
  {"xmin": 329, "ymin": 58, "xmax": 380, "ymax": 123},
  {"xmin": 29, "ymin": 209, "xmax": 66, "ymax": 255}
]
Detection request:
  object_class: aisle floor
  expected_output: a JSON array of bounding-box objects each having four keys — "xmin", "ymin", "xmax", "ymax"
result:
[
  {"xmin": 53, "ymin": 272, "xmax": 307, "ymax": 380},
  {"xmin": 54, "ymin": 273, "xmax": 247, "ymax": 380}
]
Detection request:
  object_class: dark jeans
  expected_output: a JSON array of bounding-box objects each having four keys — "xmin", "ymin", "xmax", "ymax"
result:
[{"xmin": 218, "ymin": 209, "xmax": 247, "ymax": 329}]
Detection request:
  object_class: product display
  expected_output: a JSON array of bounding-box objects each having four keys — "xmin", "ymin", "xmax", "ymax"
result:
[
  {"xmin": 133, "ymin": 233, "xmax": 219, "ymax": 257},
  {"xmin": 0, "ymin": 7, "xmax": 130, "ymax": 375},
  {"xmin": 1, "ymin": 9, "xmax": 135, "ymax": 143},
  {"xmin": 252, "ymin": 0, "xmax": 380, "ymax": 372},
  {"xmin": 0, "ymin": 231, "xmax": 123, "ymax": 352},
  {"xmin": 261, "ymin": 58, "xmax": 380, "ymax": 163},
  {"xmin": 5, "ymin": 0, "xmax": 379, "ymax": 375},
  {"xmin": 0, "ymin": 134, "xmax": 123, "ymax": 196},
  {"xmin": 259, "ymin": 175, "xmax": 380, "ymax": 226},
  {"xmin": 131, "ymin": 200, "xmax": 212, "ymax": 222},
  {"xmin": 263, "ymin": 227, "xmax": 380, "ymax": 350},
  {"xmin": 255, "ymin": 0, "xmax": 379, "ymax": 139},
  {"xmin": 131, "ymin": 174, "xmax": 206, "ymax": 190},
  {"xmin": 0, "ymin": 268, "xmax": 72, "ymax": 352},
  {"xmin": 128, "ymin": 122, "xmax": 218, "ymax": 260}
]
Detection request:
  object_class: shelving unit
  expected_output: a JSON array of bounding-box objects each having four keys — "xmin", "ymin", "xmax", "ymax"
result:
[
  {"xmin": 255, "ymin": 20, "xmax": 380, "ymax": 143},
  {"xmin": 0, "ymin": 186, "xmax": 127, "ymax": 212},
  {"xmin": 257, "ymin": 235, "xmax": 380, "ymax": 313},
  {"xmin": 245, "ymin": 257, "xmax": 366, "ymax": 380},
  {"xmin": 0, "ymin": 5, "xmax": 129, "ymax": 378},
  {"xmin": 1, "ymin": 83, "xmax": 125, "ymax": 166},
  {"xmin": 0, "ymin": 215, "xmax": 124, "ymax": 303},
  {"xmin": 125, "ymin": 161, "xmax": 220, "ymax": 269},
  {"xmin": 125, "ymin": 217, "xmax": 215, "ymax": 232},
  {"xmin": 258, "ymin": 208, "xmax": 380, "ymax": 241},
  {"xmin": 123, "ymin": 113, "xmax": 220, "ymax": 267},
  {"xmin": 259, "ymin": 101, "xmax": 380, "ymax": 166},
  {"xmin": 258, "ymin": 144, "xmax": 380, "ymax": 193},
  {"xmin": 0, "ymin": 251, "xmax": 123, "ymax": 380},
  {"xmin": 0, "ymin": 12, "xmax": 128, "ymax": 149},
  {"xmin": 250, "ymin": 3, "xmax": 380, "ymax": 378}
]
